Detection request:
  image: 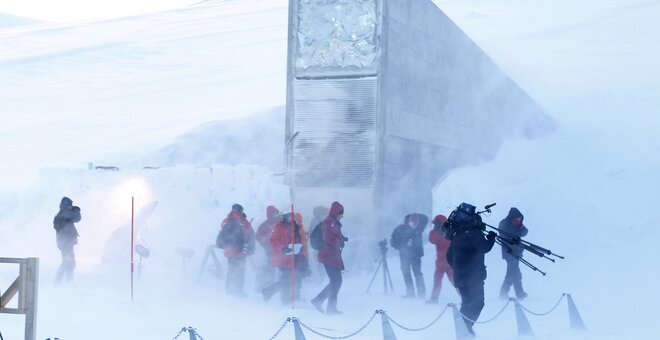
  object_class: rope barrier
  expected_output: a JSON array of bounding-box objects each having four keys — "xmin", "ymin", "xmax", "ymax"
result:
[
  {"xmin": 384, "ymin": 304, "xmax": 450, "ymax": 331},
  {"xmin": 518, "ymin": 293, "xmax": 566, "ymax": 316},
  {"xmin": 268, "ymin": 318, "xmax": 292, "ymax": 340},
  {"xmin": 460, "ymin": 298, "xmax": 513, "ymax": 324},
  {"xmin": 298, "ymin": 311, "xmax": 379, "ymax": 339},
  {"xmin": 172, "ymin": 293, "xmax": 577, "ymax": 339}
]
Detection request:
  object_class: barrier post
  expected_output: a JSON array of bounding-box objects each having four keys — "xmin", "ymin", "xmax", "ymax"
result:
[
  {"xmin": 566, "ymin": 294, "xmax": 586, "ymax": 330},
  {"xmin": 449, "ymin": 303, "xmax": 472, "ymax": 339},
  {"xmin": 186, "ymin": 327, "xmax": 198, "ymax": 340},
  {"xmin": 513, "ymin": 298, "xmax": 535, "ymax": 337},
  {"xmin": 291, "ymin": 317, "xmax": 307, "ymax": 340},
  {"xmin": 377, "ymin": 310, "xmax": 397, "ymax": 340}
]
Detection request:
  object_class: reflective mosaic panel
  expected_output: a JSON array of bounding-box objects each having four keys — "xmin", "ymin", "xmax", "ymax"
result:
[{"xmin": 296, "ymin": 0, "xmax": 378, "ymax": 77}]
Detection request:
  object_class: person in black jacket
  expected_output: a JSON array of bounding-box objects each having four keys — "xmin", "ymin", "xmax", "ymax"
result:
[
  {"xmin": 444, "ymin": 203, "xmax": 496, "ymax": 336},
  {"xmin": 498, "ymin": 207, "xmax": 529, "ymax": 300},
  {"xmin": 53, "ymin": 196, "xmax": 81, "ymax": 285},
  {"xmin": 390, "ymin": 213, "xmax": 427, "ymax": 298}
]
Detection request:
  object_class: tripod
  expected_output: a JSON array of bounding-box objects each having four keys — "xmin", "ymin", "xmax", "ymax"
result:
[{"xmin": 366, "ymin": 239, "xmax": 395, "ymax": 294}]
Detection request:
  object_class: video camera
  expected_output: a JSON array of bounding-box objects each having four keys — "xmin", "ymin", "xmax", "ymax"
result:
[
  {"xmin": 378, "ymin": 238, "xmax": 388, "ymax": 254},
  {"xmin": 443, "ymin": 202, "xmax": 486, "ymax": 239}
]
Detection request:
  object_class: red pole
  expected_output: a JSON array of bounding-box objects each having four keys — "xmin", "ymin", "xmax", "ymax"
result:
[
  {"xmin": 131, "ymin": 196, "xmax": 135, "ymax": 302},
  {"xmin": 290, "ymin": 204, "xmax": 295, "ymax": 309}
]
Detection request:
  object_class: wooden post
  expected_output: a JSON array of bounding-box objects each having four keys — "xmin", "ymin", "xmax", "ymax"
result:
[
  {"xmin": 24, "ymin": 258, "xmax": 39, "ymax": 340},
  {"xmin": 0, "ymin": 257, "xmax": 39, "ymax": 340}
]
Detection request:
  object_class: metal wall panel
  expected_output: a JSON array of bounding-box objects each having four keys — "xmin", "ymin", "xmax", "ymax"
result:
[{"xmin": 291, "ymin": 77, "xmax": 377, "ymax": 187}]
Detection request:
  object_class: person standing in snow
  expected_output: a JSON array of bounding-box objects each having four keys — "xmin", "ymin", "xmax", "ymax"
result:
[
  {"xmin": 308, "ymin": 206, "xmax": 329, "ymax": 280},
  {"xmin": 53, "ymin": 196, "xmax": 81, "ymax": 285},
  {"xmin": 311, "ymin": 201, "xmax": 346, "ymax": 315},
  {"xmin": 427, "ymin": 214, "xmax": 455, "ymax": 304},
  {"xmin": 389, "ymin": 213, "xmax": 427, "ymax": 298},
  {"xmin": 444, "ymin": 203, "xmax": 496, "ymax": 336},
  {"xmin": 498, "ymin": 207, "xmax": 529, "ymax": 300},
  {"xmin": 261, "ymin": 212, "xmax": 309, "ymax": 304},
  {"xmin": 255, "ymin": 205, "xmax": 280, "ymax": 288},
  {"xmin": 218, "ymin": 203, "xmax": 255, "ymax": 297}
]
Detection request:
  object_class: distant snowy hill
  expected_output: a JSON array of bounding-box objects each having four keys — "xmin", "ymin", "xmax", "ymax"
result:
[
  {"xmin": 0, "ymin": 12, "xmax": 42, "ymax": 27},
  {"xmin": 0, "ymin": 0, "xmax": 288, "ymax": 187},
  {"xmin": 133, "ymin": 107, "xmax": 285, "ymax": 170}
]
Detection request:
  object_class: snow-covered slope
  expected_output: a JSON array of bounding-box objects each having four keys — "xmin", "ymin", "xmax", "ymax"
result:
[
  {"xmin": 0, "ymin": 12, "xmax": 42, "ymax": 27},
  {"xmin": 0, "ymin": 0, "xmax": 289, "ymax": 187}
]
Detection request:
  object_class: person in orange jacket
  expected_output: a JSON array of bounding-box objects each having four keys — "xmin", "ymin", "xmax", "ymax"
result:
[
  {"xmin": 218, "ymin": 203, "xmax": 255, "ymax": 297},
  {"xmin": 311, "ymin": 201, "xmax": 346, "ymax": 315},
  {"xmin": 427, "ymin": 214, "xmax": 455, "ymax": 304},
  {"xmin": 255, "ymin": 205, "xmax": 280, "ymax": 288},
  {"xmin": 261, "ymin": 212, "xmax": 309, "ymax": 304}
]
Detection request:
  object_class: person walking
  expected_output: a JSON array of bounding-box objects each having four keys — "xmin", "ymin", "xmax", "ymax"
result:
[
  {"xmin": 444, "ymin": 203, "xmax": 496, "ymax": 336},
  {"xmin": 390, "ymin": 213, "xmax": 427, "ymax": 298},
  {"xmin": 53, "ymin": 196, "xmax": 81, "ymax": 285},
  {"xmin": 498, "ymin": 207, "xmax": 529, "ymax": 300},
  {"xmin": 427, "ymin": 214, "xmax": 454, "ymax": 304},
  {"xmin": 218, "ymin": 203, "xmax": 255, "ymax": 297},
  {"xmin": 261, "ymin": 212, "xmax": 309, "ymax": 304},
  {"xmin": 310, "ymin": 201, "xmax": 346, "ymax": 315},
  {"xmin": 256, "ymin": 205, "xmax": 280, "ymax": 288}
]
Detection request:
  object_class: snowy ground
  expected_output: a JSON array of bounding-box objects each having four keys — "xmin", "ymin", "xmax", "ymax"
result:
[{"xmin": 1, "ymin": 0, "xmax": 660, "ymax": 339}]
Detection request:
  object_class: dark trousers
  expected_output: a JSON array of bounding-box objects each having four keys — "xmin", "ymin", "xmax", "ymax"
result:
[
  {"xmin": 457, "ymin": 283, "xmax": 485, "ymax": 333},
  {"xmin": 55, "ymin": 245, "xmax": 75, "ymax": 285},
  {"xmin": 226, "ymin": 257, "xmax": 247, "ymax": 296},
  {"xmin": 400, "ymin": 255, "xmax": 425, "ymax": 297},
  {"xmin": 500, "ymin": 257, "xmax": 525, "ymax": 298},
  {"xmin": 262, "ymin": 268, "xmax": 303, "ymax": 304},
  {"xmin": 312, "ymin": 264, "xmax": 342, "ymax": 311}
]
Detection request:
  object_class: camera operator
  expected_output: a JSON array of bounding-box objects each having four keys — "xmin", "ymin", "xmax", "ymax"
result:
[
  {"xmin": 53, "ymin": 196, "xmax": 81, "ymax": 285},
  {"xmin": 498, "ymin": 207, "xmax": 529, "ymax": 300},
  {"xmin": 444, "ymin": 203, "xmax": 496, "ymax": 336},
  {"xmin": 390, "ymin": 213, "xmax": 427, "ymax": 299}
]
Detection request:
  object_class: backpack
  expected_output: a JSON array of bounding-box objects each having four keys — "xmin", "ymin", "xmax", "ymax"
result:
[
  {"xmin": 218, "ymin": 219, "xmax": 244, "ymax": 248},
  {"xmin": 309, "ymin": 222, "xmax": 324, "ymax": 250}
]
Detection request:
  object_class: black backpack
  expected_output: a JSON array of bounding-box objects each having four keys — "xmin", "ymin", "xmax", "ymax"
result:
[
  {"xmin": 309, "ymin": 222, "xmax": 324, "ymax": 250},
  {"xmin": 218, "ymin": 219, "xmax": 244, "ymax": 248}
]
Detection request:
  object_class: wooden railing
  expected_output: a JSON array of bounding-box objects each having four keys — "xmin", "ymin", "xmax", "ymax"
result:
[{"xmin": 0, "ymin": 257, "xmax": 39, "ymax": 340}]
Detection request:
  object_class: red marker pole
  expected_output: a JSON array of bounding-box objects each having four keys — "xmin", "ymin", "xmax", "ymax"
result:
[
  {"xmin": 131, "ymin": 196, "xmax": 135, "ymax": 302},
  {"xmin": 290, "ymin": 204, "xmax": 295, "ymax": 309}
]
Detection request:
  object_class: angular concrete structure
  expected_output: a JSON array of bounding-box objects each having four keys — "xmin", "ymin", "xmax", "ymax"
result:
[{"xmin": 285, "ymin": 0, "xmax": 553, "ymax": 245}]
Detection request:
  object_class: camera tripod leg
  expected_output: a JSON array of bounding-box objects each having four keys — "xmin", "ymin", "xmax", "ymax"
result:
[
  {"xmin": 366, "ymin": 258, "xmax": 384, "ymax": 293},
  {"xmin": 382, "ymin": 257, "xmax": 394, "ymax": 293}
]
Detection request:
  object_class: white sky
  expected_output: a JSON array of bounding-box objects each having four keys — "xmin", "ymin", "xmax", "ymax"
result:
[{"xmin": 0, "ymin": 0, "xmax": 197, "ymax": 22}]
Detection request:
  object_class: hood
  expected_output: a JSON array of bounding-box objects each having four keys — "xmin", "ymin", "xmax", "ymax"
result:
[
  {"xmin": 60, "ymin": 197, "xmax": 73, "ymax": 210},
  {"xmin": 266, "ymin": 205, "xmax": 279, "ymax": 219},
  {"xmin": 328, "ymin": 201, "xmax": 344, "ymax": 218},
  {"xmin": 432, "ymin": 214, "xmax": 448, "ymax": 226},
  {"xmin": 506, "ymin": 207, "xmax": 524, "ymax": 222}
]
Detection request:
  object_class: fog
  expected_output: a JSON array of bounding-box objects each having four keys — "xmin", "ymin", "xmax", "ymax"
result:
[{"xmin": 1, "ymin": 0, "xmax": 659, "ymax": 339}]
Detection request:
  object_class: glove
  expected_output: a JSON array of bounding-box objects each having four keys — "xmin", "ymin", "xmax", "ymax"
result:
[
  {"xmin": 487, "ymin": 231, "xmax": 497, "ymax": 242},
  {"xmin": 283, "ymin": 245, "xmax": 293, "ymax": 255},
  {"xmin": 406, "ymin": 239, "xmax": 413, "ymax": 247}
]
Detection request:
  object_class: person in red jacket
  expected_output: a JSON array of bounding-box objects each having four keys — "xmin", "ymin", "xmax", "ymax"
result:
[
  {"xmin": 261, "ymin": 212, "xmax": 309, "ymax": 304},
  {"xmin": 255, "ymin": 205, "xmax": 280, "ymax": 288},
  {"xmin": 427, "ymin": 214, "xmax": 455, "ymax": 304},
  {"xmin": 310, "ymin": 201, "xmax": 346, "ymax": 315},
  {"xmin": 218, "ymin": 203, "xmax": 255, "ymax": 297}
]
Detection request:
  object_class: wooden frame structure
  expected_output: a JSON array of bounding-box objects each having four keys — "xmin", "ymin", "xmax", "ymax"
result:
[{"xmin": 0, "ymin": 257, "xmax": 39, "ymax": 340}]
